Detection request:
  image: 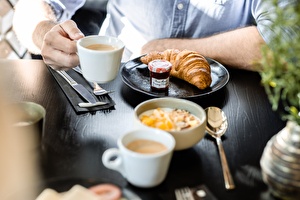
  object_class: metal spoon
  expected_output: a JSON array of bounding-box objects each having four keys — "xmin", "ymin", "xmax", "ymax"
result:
[{"xmin": 205, "ymin": 107, "xmax": 235, "ymax": 190}]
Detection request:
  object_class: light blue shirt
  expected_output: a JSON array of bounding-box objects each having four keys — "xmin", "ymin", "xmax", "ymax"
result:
[
  {"xmin": 44, "ymin": 0, "xmax": 85, "ymax": 21},
  {"xmin": 45, "ymin": 0, "xmax": 294, "ymax": 60}
]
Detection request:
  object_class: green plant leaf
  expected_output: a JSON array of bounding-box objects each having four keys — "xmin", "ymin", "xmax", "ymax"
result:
[{"xmin": 259, "ymin": 0, "xmax": 300, "ymax": 125}]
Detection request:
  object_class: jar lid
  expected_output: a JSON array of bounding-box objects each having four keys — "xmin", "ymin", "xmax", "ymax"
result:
[{"xmin": 148, "ymin": 60, "xmax": 172, "ymax": 73}]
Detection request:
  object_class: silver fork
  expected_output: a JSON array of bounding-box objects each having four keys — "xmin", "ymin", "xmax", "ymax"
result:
[
  {"xmin": 73, "ymin": 66, "xmax": 114, "ymax": 95},
  {"xmin": 175, "ymin": 187, "xmax": 194, "ymax": 200},
  {"xmin": 92, "ymin": 81, "xmax": 112, "ymax": 95}
]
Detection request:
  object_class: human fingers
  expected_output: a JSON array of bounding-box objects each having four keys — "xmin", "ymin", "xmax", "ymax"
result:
[
  {"xmin": 59, "ymin": 20, "xmax": 84, "ymax": 41},
  {"xmin": 42, "ymin": 31, "xmax": 79, "ymax": 70},
  {"xmin": 44, "ymin": 22, "xmax": 80, "ymax": 54},
  {"xmin": 42, "ymin": 49, "xmax": 79, "ymax": 70},
  {"xmin": 89, "ymin": 184, "xmax": 122, "ymax": 200},
  {"xmin": 41, "ymin": 23, "xmax": 80, "ymax": 69}
]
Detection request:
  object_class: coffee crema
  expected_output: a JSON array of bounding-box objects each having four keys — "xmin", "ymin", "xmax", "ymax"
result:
[
  {"xmin": 126, "ymin": 139, "xmax": 167, "ymax": 154},
  {"xmin": 85, "ymin": 44, "xmax": 117, "ymax": 51}
]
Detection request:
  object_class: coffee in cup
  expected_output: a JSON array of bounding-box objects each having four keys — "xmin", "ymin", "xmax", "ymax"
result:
[
  {"xmin": 85, "ymin": 44, "xmax": 117, "ymax": 51},
  {"xmin": 77, "ymin": 35, "xmax": 124, "ymax": 83},
  {"xmin": 126, "ymin": 139, "xmax": 167, "ymax": 154},
  {"xmin": 102, "ymin": 128, "xmax": 175, "ymax": 188}
]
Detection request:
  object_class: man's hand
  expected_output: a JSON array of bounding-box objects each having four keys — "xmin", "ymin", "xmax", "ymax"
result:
[{"xmin": 41, "ymin": 20, "xmax": 84, "ymax": 70}]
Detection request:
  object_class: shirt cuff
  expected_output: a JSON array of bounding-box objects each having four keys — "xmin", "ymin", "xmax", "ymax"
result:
[{"xmin": 44, "ymin": 0, "xmax": 66, "ymax": 21}]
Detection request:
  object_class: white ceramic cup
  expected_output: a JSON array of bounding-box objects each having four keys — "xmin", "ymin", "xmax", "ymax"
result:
[
  {"xmin": 77, "ymin": 35, "xmax": 125, "ymax": 83},
  {"xmin": 102, "ymin": 128, "xmax": 175, "ymax": 188}
]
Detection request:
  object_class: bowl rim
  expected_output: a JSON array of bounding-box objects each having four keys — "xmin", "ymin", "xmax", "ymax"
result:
[{"xmin": 134, "ymin": 97, "xmax": 206, "ymax": 133}]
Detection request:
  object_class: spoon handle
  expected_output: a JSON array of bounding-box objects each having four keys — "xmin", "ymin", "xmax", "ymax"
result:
[{"xmin": 216, "ymin": 137, "xmax": 235, "ymax": 190}]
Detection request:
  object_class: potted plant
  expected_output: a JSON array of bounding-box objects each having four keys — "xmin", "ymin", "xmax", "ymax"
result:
[
  {"xmin": 259, "ymin": 0, "xmax": 300, "ymax": 199},
  {"xmin": 259, "ymin": 0, "xmax": 300, "ymax": 125}
]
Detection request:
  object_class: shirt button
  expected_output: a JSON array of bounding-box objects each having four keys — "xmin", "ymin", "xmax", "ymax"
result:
[{"xmin": 177, "ymin": 3, "xmax": 184, "ymax": 10}]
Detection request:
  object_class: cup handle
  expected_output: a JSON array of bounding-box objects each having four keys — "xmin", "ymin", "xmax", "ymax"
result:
[{"xmin": 102, "ymin": 148, "xmax": 126, "ymax": 178}]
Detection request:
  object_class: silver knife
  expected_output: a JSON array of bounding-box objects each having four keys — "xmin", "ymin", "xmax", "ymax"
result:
[{"xmin": 56, "ymin": 70, "xmax": 107, "ymax": 108}]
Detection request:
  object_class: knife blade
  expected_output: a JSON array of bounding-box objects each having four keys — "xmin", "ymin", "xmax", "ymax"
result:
[{"xmin": 56, "ymin": 70, "xmax": 107, "ymax": 107}]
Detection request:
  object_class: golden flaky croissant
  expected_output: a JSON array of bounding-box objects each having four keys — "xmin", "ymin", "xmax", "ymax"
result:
[{"xmin": 140, "ymin": 49, "xmax": 212, "ymax": 90}]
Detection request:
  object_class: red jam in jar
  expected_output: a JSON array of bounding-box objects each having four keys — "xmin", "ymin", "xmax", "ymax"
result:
[{"xmin": 148, "ymin": 59, "xmax": 172, "ymax": 92}]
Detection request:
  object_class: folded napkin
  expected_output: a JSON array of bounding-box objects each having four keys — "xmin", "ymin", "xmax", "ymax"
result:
[{"xmin": 48, "ymin": 67, "xmax": 115, "ymax": 114}]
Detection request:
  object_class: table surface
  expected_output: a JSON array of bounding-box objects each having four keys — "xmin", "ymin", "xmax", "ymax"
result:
[{"xmin": 0, "ymin": 59, "xmax": 286, "ymax": 200}]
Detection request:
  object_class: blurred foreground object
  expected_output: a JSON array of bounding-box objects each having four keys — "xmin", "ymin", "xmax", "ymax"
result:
[
  {"xmin": 259, "ymin": 1, "xmax": 300, "ymax": 199},
  {"xmin": 0, "ymin": 91, "xmax": 41, "ymax": 199}
]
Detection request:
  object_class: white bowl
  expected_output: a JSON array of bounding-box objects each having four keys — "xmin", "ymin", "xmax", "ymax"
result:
[{"xmin": 134, "ymin": 97, "xmax": 207, "ymax": 150}]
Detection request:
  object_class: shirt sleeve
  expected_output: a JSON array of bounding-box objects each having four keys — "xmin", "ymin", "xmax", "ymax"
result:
[
  {"xmin": 253, "ymin": 0, "xmax": 298, "ymax": 45},
  {"xmin": 44, "ymin": 0, "xmax": 86, "ymax": 22}
]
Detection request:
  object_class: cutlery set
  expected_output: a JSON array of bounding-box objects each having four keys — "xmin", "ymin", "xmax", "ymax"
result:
[
  {"xmin": 72, "ymin": 66, "xmax": 114, "ymax": 96},
  {"xmin": 175, "ymin": 185, "xmax": 217, "ymax": 200},
  {"xmin": 56, "ymin": 68, "xmax": 111, "ymax": 108},
  {"xmin": 175, "ymin": 187, "xmax": 194, "ymax": 200}
]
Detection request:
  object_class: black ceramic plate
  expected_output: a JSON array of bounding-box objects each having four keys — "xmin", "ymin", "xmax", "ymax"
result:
[{"xmin": 121, "ymin": 56, "xmax": 229, "ymax": 98}]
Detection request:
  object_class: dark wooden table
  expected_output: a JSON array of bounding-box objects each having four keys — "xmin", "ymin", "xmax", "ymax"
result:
[{"xmin": 0, "ymin": 59, "xmax": 286, "ymax": 200}]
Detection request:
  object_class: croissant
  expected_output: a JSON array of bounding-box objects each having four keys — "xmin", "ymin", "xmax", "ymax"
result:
[{"xmin": 140, "ymin": 49, "xmax": 212, "ymax": 90}]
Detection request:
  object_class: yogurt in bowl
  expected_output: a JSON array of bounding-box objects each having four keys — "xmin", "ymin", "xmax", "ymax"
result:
[{"xmin": 134, "ymin": 97, "xmax": 207, "ymax": 150}]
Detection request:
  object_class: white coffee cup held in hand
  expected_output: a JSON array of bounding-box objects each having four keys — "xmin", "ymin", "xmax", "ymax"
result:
[
  {"xmin": 77, "ymin": 35, "xmax": 125, "ymax": 83},
  {"xmin": 102, "ymin": 128, "xmax": 175, "ymax": 188}
]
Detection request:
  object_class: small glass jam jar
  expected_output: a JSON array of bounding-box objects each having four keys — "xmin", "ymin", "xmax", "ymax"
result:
[{"xmin": 148, "ymin": 59, "xmax": 172, "ymax": 92}]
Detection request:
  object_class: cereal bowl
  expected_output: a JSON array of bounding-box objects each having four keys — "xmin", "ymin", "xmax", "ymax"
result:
[{"xmin": 133, "ymin": 97, "xmax": 207, "ymax": 150}]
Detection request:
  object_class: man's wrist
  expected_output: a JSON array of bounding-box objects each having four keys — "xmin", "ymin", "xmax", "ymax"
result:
[{"xmin": 32, "ymin": 20, "xmax": 57, "ymax": 53}]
